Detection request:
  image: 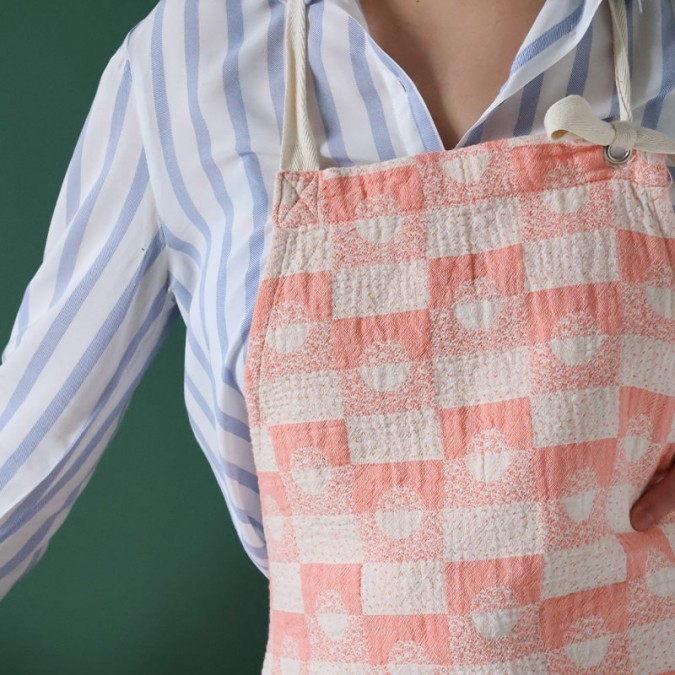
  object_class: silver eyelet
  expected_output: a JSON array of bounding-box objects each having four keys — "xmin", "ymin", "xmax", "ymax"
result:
[{"xmin": 603, "ymin": 144, "xmax": 633, "ymax": 166}]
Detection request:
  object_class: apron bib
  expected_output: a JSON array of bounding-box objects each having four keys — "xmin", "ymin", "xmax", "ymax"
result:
[{"xmin": 243, "ymin": 0, "xmax": 675, "ymax": 671}]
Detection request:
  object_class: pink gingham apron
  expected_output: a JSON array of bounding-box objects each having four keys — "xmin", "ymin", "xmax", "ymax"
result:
[{"xmin": 243, "ymin": 0, "xmax": 675, "ymax": 671}]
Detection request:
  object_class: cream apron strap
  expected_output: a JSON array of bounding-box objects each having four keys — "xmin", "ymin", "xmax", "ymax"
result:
[
  {"xmin": 608, "ymin": 0, "xmax": 632, "ymax": 123},
  {"xmin": 279, "ymin": 0, "xmax": 321, "ymax": 173},
  {"xmin": 546, "ymin": 0, "xmax": 675, "ymax": 160}
]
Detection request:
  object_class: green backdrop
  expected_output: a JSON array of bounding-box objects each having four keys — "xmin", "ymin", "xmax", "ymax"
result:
[{"xmin": 0, "ymin": 2, "xmax": 269, "ymax": 673}]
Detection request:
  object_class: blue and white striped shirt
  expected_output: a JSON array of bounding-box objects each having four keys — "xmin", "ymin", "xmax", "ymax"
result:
[{"xmin": 1, "ymin": 0, "xmax": 674, "ymax": 592}]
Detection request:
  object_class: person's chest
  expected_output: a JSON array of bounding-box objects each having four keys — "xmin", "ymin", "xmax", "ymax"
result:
[
  {"xmin": 134, "ymin": 0, "xmax": 673, "ymax": 387},
  {"xmin": 108, "ymin": 0, "xmax": 675, "ymax": 580},
  {"xmin": 357, "ymin": 0, "xmax": 549, "ymax": 150}
]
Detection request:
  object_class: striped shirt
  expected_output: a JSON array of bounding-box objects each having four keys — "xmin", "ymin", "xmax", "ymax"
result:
[{"xmin": 0, "ymin": 0, "xmax": 674, "ymax": 592}]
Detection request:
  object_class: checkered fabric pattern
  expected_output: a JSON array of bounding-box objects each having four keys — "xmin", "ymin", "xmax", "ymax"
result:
[{"xmin": 243, "ymin": 135, "xmax": 675, "ymax": 673}]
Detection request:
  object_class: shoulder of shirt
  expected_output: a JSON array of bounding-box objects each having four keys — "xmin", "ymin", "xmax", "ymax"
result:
[
  {"xmin": 121, "ymin": 0, "xmax": 245, "ymax": 74},
  {"xmin": 123, "ymin": 0, "xmax": 178, "ymax": 71}
]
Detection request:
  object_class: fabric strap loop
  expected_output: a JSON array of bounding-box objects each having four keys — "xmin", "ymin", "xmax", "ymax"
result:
[
  {"xmin": 544, "ymin": 94, "xmax": 675, "ymax": 158},
  {"xmin": 545, "ymin": 0, "xmax": 675, "ymax": 158}
]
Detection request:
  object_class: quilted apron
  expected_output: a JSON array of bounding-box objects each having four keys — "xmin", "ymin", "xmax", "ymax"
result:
[{"xmin": 243, "ymin": 0, "xmax": 675, "ymax": 671}]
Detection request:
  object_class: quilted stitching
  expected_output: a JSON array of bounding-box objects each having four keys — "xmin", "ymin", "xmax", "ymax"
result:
[{"xmin": 245, "ymin": 139, "xmax": 675, "ymax": 673}]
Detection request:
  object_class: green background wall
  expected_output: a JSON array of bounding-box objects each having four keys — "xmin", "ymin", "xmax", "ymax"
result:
[{"xmin": 0, "ymin": 2, "xmax": 268, "ymax": 672}]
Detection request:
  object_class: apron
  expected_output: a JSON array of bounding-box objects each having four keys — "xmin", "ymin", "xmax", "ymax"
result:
[{"xmin": 243, "ymin": 0, "xmax": 675, "ymax": 671}]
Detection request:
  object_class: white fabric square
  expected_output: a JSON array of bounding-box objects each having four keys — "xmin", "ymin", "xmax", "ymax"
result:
[
  {"xmin": 251, "ymin": 424, "xmax": 277, "ymax": 472},
  {"xmin": 605, "ymin": 483, "xmax": 638, "ymax": 533},
  {"xmin": 620, "ymin": 334, "xmax": 675, "ymax": 396},
  {"xmin": 361, "ymin": 560, "xmax": 447, "ymax": 614},
  {"xmin": 523, "ymin": 229, "xmax": 619, "ymax": 291},
  {"xmin": 433, "ymin": 346, "xmax": 530, "ymax": 408},
  {"xmin": 530, "ymin": 386, "xmax": 619, "ymax": 448},
  {"xmin": 628, "ymin": 618, "xmax": 675, "ymax": 675},
  {"xmin": 309, "ymin": 664, "xmax": 372, "ymax": 675},
  {"xmin": 346, "ymin": 409, "xmax": 443, "ymax": 463},
  {"xmin": 426, "ymin": 197, "xmax": 520, "ymax": 258},
  {"xmin": 332, "ymin": 260, "xmax": 428, "ymax": 318},
  {"xmin": 450, "ymin": 654, "xmax": 549, "ymax": 674},
  {"xmin": 258, "ymin": 370, "xmax": 343, "ymax": 424},
  {"xmin": 267, "ymin": 224, "xmax": 331, "ymax": 277},
  {"xmin": 442, "ymin": 501, "xmax": 544, "ymax": 560},
  {"xmin": 294, "ymin": 514, "xmax": 364, "ymax": 563},
  {"xmin": 613, "ymin": 183, "xmax": 675, "ymax": 238},
  {"xmin": 269, "ymin": 561, "xmax": 304, "ymax": 612},
  {"xmin": 540, "ymin": 535, "xmax": 626, "ymax": 599}
]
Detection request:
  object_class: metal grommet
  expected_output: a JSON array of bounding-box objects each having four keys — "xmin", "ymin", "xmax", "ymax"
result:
[{"xmin": 603, "ymin": 144, "xmax": 633, "ymax": 166}]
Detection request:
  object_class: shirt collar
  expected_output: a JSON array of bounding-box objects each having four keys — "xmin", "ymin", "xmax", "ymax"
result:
[
  {"xmin": 342, "ymin": 0, "xmax": 604, "ymax": 120},
  {"xmin": 274, "ymin": 0, "xmax": 606, "ymax": 145},
  {"xmin": 281, "ymin": 0, "xmax": 605, "ymax": 93},
  {"xmin": 500, "ymin": 0, "xmax": 605, "ymax": 100}
]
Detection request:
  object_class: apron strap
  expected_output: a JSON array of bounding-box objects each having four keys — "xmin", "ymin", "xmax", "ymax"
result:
[
  {"xmin": 545, "ymin": 93, "xmax": 675, "ymax": 159},
  {"xmin": 279, "ymin": 0, "xmax": 320, "ymax": 172},
  {"xmin": 608, "ymin": 0, "xmax": 632, "ymax": 123}
]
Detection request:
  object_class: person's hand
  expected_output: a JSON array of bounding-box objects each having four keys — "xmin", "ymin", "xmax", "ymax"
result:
[{"xmin": 630, "ymin": 469, "xmax": 675, "ymax": 531}]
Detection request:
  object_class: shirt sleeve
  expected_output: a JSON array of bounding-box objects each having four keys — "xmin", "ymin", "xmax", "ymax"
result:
[{"xmin": 0, "ymin": 34, "xmax": 179, "ymax": 601}]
